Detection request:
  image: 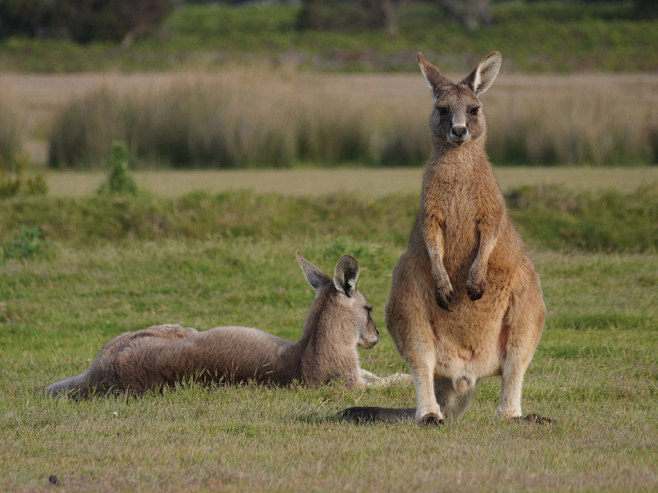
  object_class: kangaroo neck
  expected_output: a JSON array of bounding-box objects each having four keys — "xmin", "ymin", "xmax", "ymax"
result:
[
  {"xmin": 298, "ymin": 307, "xmax": 349, "ymax": 358},
  {"xmin": 296, "ymin": 296, "xmax": 359, "ymax": 385},
  {"xmin": 429, "ymin": 138, "xmax": 487, "ymax": 175},
  {"xmin": 285, "ymin": 294, "xmax": 337, "ymax": 379}
]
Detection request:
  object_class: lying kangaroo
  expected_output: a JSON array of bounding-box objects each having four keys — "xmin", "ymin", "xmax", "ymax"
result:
[
  {"xmin": 343, "ymin": 51, "xmax": 549, "ymax": 425},
  {"xmin": 47, "ymin": 252, "xmax": 402, "ymax": 397}
]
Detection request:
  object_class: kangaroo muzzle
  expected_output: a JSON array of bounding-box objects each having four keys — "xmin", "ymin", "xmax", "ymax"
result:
[{"xmin": 449, "ymin": 124, "xmax": 470, "ymax": 145}]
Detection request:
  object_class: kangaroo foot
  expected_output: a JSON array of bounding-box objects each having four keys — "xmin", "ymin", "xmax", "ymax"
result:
[
  {"xmin": 419, "ymin": 413, "xmax": 444, "ymax": 426},
  {"xmin": 519, "ymin": 413, "xmax": 553, "ymax": 424}
]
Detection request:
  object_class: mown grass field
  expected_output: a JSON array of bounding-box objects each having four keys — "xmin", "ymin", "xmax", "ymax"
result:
[
  {"xmin": 42, "ymin": 166, "xmax": 658, "ymax": 197},
  {"xmin": 1, "ymin": 168, "xmax": 656, "ymax": 491}
]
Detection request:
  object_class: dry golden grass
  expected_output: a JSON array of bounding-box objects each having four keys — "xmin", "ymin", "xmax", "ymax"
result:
[
  {"xmin": 486, "ymin": 74, "xmax": 658, "ymax": 165},
  {"xmin": 3, "ymin": 70, "xmax": 657, "ymax": 168},
  {"xmin": 0, "ymin": 81, "xmax": 24, "ymax": 160}
]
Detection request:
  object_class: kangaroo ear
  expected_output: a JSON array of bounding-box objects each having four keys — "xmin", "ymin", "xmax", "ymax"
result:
[
  {"xmin": 334, "ymin": 255, "xmax": 359, "ymax": 298},
  {"xmin": 296, "ymin": 251, "xmax": 330, "ymax": 291},
  {"xmin": 417, "ymin": 52, "xmax": 451, "ymax": 96},
  {"xmin": 461, "ymin": 51, "xmax": 502, "ymax": 96}
]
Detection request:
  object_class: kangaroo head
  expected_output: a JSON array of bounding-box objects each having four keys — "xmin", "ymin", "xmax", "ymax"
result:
[
  {"xmin": 417, "ymin": 51, "xmax": 502, "ymax": 148},
  {"xmin": 296, "ymin": 252, "xmax": 378, "ymax": 350}
]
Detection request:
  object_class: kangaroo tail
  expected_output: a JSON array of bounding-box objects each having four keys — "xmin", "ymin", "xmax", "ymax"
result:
[
  {"xmin": 45, "ymin": 372, "xmax": 90, "ymax": 398},
  {"xmin": 339, "ymin": 406, "xmax": 416, "ymax": 423}
]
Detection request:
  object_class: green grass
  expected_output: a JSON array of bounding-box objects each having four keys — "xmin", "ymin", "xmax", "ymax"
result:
[
  {"xmin": 0, "ymin": 1, "xmax": 656, "ymax": 73},
  {"xmin": 41, "ymin": 167, "xmax": 658, "ymax": 198},
  {"xmin": 1, "ymin": 184, "xmax": 656, "ymax": 253},
  {"xmin": 1, "ymin": 239, "xmax": 656, "ymax": 491},
  {"xmin": 508, "ymin": 184, "xmax": 658, "ymax": 252},
  {"xmin": 1, "ymin": 171, "xmax": 656, "ymax": 491}
]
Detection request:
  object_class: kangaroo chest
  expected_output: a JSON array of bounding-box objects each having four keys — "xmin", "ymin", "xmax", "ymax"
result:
[{"xmin": 429, "ymin": 179, "xmax": 480, "ymax": 279}]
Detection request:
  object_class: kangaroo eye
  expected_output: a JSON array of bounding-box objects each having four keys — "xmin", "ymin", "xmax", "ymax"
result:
[
  {"xmin": 438, "ymin": 107, "xmax": 449, "ymax": 117},
  {"xmin": 365, "ymin": 306, "xmax": 372, "ymax": 314},
  {"xmin": 469, "ymin": 107, "xmax": 480, "ymax": 116}
]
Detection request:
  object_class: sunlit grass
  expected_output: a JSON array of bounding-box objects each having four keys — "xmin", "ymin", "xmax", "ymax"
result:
[
  {"xmin": 42, "ymin": 166, "xmax": 658, "ymax": 198},
  {"xmin": 1, "ymin": 236, "xmax": 655, "ymax": 491}
]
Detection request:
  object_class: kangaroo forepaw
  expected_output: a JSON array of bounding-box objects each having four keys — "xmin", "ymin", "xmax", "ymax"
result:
[
  {"xmin": 435, "ymin": 286, "xmax": 455, "ymax": 311},
  {"xmin": 466, "ymin": 280, "xmax": 484, "ymax": 301}
]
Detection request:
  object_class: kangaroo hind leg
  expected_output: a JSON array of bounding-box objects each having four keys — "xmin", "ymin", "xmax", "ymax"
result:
[
  {"xmin": 407, "ymin": 349, "xmax": 444, "ymax": 425},
  {"xmin": 496, "ymin": 279, "xmax": 549, "ymax": 422}
]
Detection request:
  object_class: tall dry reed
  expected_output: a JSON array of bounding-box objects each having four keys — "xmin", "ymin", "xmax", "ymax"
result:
[
  {"xmin": 47, "ymin": 70, "xmax": 658, "ymax": 169},
  {"xmin": 0, "ymin": 84, "xmax": 24, "ymax": 162},
  {"xmin": 485, "ymin": 75, "xmax": 658, "ymax": 165}
]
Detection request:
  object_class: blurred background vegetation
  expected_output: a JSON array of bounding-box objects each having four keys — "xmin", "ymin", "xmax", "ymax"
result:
[
  {"xmin": 0, "ymin": 0, "xmax": 656, "ymax": 170},
  {"xmin": 1, "ymin": 0, "xmax": 656, "ymax": 72}
]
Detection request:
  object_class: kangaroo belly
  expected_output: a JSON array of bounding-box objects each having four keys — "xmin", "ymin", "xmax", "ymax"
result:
[{"xmin": 387, "ymin": 244, "xmax": 514, "ymax": 381}]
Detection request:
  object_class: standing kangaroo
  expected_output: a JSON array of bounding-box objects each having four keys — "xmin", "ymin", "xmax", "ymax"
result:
[
  {"xmin": 47, "ymin": 252, "xmax": 397, "ymax": 397},
  {"xmin": 343, "ymin": 52, "xmax": 549, "ymax": 425}
]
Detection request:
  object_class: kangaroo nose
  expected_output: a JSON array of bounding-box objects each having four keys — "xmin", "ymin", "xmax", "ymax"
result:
[{"xmin": 452, "ymin": 125, "xmax": 467, "ymax": 138}]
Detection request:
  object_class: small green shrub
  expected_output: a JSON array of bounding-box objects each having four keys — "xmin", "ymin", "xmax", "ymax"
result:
[
  {"xmin": 97, "ymin": 141, "xmax": 138, "ymax": 196},
  {"xmin": 0, "ymin": 153, "xmax": 48, "ymax": 199},
  {"xmin": 2, "ymin": 225, "xmax": 50, "ymax": 260}
]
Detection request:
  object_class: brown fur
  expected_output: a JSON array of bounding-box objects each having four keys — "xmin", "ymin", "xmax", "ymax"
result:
[
  {"xmin": 46, "ymin": 252, "xmax": 386, "ymax": 397},
  {"xmin": 346, "ymin": 52, "xmax": 547, "ymax": 425}
]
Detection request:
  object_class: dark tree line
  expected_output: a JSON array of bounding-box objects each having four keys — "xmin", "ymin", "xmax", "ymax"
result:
[
  {"xmin": 0, "ymin": 0, "xmax": 172, "ymax": 43},
  {"xmin": 1, "ymin": 0, "xmax": 655, "ymax": 44},
  {"xmin": 298, "ymin": 0, "xmax": 656, "ymax": 33}
]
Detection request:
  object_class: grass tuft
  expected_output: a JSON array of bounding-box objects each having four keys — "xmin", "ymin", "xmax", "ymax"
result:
[{"xmin": 0, "ymin": 153, "xmax": 48, "ymax": 199}]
